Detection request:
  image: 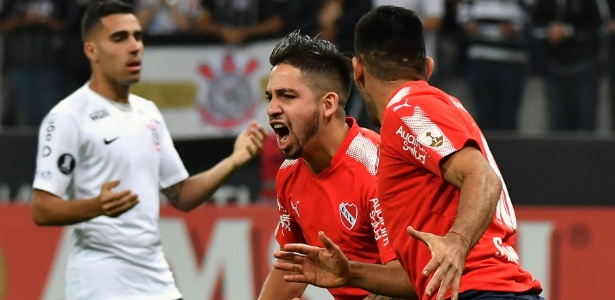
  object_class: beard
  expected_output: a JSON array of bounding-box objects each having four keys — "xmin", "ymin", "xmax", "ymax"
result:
[
  {"xmin": 357, "ymin": 85, "xmax": 381, "ymax": 127},
  {"xmin": 282, "ymin": 108, "xmax": 320, "ymax": 159}
]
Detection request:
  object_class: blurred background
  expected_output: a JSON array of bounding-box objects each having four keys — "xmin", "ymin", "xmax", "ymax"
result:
[{"xmin": 0, "ymin": 0, "xmax": 614, "ymax": 299}]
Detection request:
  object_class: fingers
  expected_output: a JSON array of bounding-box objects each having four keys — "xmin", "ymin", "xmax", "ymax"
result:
[
  {"xmin": 274, "ymin": 261, "xmax": 303, "ymax": 273},
  {"xmin": 282, "ymin": 274, "xmax": 309, "ymax": 284},
  {"xmin": 102, "ymin": 192, "xmax": 139, "ymax": 217},
  {"xmin": 282, "ymin": 243, "xmax": 319, "ymax": 255},
  {"xmin": 273, "ymin": 250, "xmax": 307, "ymax": 263},
  {"xmin": 318, "ymin": 231, "xmax": 340, "ymax": 253},
  {"xmin": 102, "ymin": 179, "xmax": 121, "ymax": 191}
]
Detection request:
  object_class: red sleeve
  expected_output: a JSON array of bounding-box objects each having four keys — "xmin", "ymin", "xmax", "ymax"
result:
[
  {"xmin": 358, "ymin": 172, "xmax": 396, "ymax": 264},
  {"xmin": 385, "ymin": 94, "xmax": 478, "ymax": 178},
  {"xmin": 366, "ymin": 197, "xmax": 397, "ymax": 264},
  {"xmin": 274, "ymin": 171, "xmax": 305, "ymax": 247}
]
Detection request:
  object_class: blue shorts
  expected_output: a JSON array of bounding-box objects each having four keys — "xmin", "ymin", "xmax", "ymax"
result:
[{"xmin": 454, "ymin": 290, "xmax": 545, "ymax": 300}]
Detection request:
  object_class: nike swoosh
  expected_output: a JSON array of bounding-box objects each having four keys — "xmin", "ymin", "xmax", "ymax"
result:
[{"xmin": 104, "ymin": 137, "xmax": 120, "ymax": 145}]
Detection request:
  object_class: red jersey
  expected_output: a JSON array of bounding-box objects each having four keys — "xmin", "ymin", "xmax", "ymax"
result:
[
  {"xmin": 275, "ymin": 118, "xmax": 397, "ymax": 300},
  {"xmin": 377, "ymin": 81, "xmax": 542, "ymax": 299}
]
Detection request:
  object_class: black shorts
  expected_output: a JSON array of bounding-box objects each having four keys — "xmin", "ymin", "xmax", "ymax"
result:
[{"xmin": 454, "ymin": 290, "xmax": 545, "ymax": 300}]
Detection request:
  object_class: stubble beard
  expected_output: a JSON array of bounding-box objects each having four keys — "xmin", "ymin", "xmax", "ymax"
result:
[{"xmin": 283, "ymin": 108, "xmax": 320, "ymax": 160}]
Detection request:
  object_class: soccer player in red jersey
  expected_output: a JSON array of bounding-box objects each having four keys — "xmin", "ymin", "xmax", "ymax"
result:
[
  {"xmin": 352, "ymin": 6, "xmax": 544, "ymax": 300},
  {"xmin": 257, "ymin": 30, "xmax": 416, "ymax": 300},
  {"xmin": 271, "ymin": 6, "xmax": 546, "ymax": 300}
]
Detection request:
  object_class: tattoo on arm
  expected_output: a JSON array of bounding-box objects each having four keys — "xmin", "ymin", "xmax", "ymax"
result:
[
  {"xmin": 162, "ymin": 181, "xmax": 184, "ymax": 206},
  {"xmin": 364, "ymin": 294, "xmax": 400, "ymax": 300}
]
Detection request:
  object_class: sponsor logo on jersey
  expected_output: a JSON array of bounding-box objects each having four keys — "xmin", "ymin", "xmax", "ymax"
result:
[
  {"xmin": 396, "ymin": 126, "xmax": 427, "ymax": 164},
  {"xmin": 37, "ymin": 170, "xmax": 52, "ymax": 180},
  {"xmin": 290, "ymin": 199, "xmax": 300, "ymax": 218},
  {"xmin": 42, "ymin": 146, "xmax": 51, "ymax": 157},
  {"xmin": 103, "ymin": 136, "xmax": 120, "ymax": 145},
  {"xmin": 196, "ymin": 53, "xmax": 260, "ymax": 129},
  {"xmin": 418, "ymin": 125, "xmax": 444, "ymax": 147},
  {"xmin": 44, "ymin": 115, "xmax": 57, "ymax": 142},
  {"xmin": 147, "ymin": 121, "xmax": 161, "ymax": 152},
  {"xmin": 57, "ymin": 154, "xmax": 75, "ymax": 175},
  {"xmin": 392, "ymin": 98, "xmax": 412, "ymax": 113},
  {"xmin": 275, "ymin": 198, "xmax": 291, "ymax": 236},
  {"xmin": 89, "ymin": 109, "xmax": 110, "ymax": 121},
  {"xmin": 339, "ymin": 202, "xmax": 358, "ymax": 230}
]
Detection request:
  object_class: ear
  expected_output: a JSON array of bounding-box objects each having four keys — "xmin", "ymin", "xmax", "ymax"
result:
[
  {"xmin": 84, "ymin": 41, "xmax": 98, "ymax": 63},
  {"xmin": 352, "ymin": 57, "xmax": 364, "ymax": 86},
  {"xmin": 322, "ymin": 92, "xmax": 339, "ymax": 119},
  {"xmin": 425, "ymin": 56, "xmax": 435, "ymax": 81}
]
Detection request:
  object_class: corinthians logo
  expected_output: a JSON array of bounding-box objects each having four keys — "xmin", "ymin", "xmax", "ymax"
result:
[{"xmin": 197, "ymin": 53, "xmax": 260, "ymax": 129}]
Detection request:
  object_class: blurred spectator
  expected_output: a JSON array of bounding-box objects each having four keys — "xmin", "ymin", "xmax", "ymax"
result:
[
  {"xmin": 0, "ymin": 0, "xmax": 69, "ymax": 127},
  {"xmin": 530, "ymin": 0, "xmax": 610, "ymax": 131},
  {"xmin": 135, "ymin": 0, "xmax": 201, "ymax": 35},
  {"xmin": 287, "ymin": 0, "xmax": 372, "ymax": 54},
  {"xmin": 258, "ymin": 132, "xmax": 284, "ymax": 204},
  {"xmin": 457, "ymin": 0, "xmax": 531, "ymax": 131},
  {"xmin": 608, "ymin": 0, "xmax": 615, "ymax": 131},
  {"xmin": 286, "ymin": 0, "xmax": 373, "ymax": 130},
  {"xmin": 194, "ymin": 0, "xmax": 286, "ymax": 45},
  {"xmin": 373, "ymin": 0, "xmax": 444, "ymax": 66}
]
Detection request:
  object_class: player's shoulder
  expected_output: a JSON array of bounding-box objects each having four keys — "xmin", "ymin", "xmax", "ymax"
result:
[
  {"xmin": 343, "ymin": 128, "xmax": 379, "ymax": 176},
  {"xmin": 277, "ymin": 158, "xmax": 300, "ymax": 177},
  {"xmin": 46, "ymin": 85, "xmax": 94, "ymax": 121}
]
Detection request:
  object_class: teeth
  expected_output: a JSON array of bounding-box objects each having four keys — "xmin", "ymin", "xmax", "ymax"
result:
[
  {"xmin": 281, "ymin": 136, "xmax": 287, "ymax": 142},
  {"xmin": 273, "ymin": 124, "xmax": 285, "ymax": 129}
]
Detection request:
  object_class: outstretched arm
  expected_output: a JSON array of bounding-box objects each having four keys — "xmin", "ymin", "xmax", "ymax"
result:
[
  {"xmin": 258, "ymin": 256, "xmax": 308, "ymax": 300},
  {"xmin": 274, "ymin": 231, "xmax": 417, "ymax": 299},
  {"xmin": 408, "ymin": 146, "xmax": 502, "ymax": 300},
  {"xmin": 163, "ymin": 121, "xmax": 266, "ymax": 211}
]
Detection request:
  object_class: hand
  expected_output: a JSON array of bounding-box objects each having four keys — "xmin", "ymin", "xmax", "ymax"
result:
[
  {"xmin": 499, "ymin": 22, "xmax": 516, "ymax": 37},
  {"xmin": 407, "ymin": 226, "xmax": 470, "ymax": 300},
  {"xmin": 465, "ymin": 21, "xmax": 479, "ymax": 35},
  {"xmin": 97, "ymin": 180, "xmax": 139, "ymax": 217},
  {"xmin": 273, "ymin": 231, "xmax": 350, "ymax": 288},
  {"xmin": 219, "ymin": 26, "xmax": 248, "ymax": 45},
  {"xmin": 548, "ymin": 22, "xmax": 568, "ymax": 44},
  {"xmin": 230, "ymin": 120, "xmax": 266, "ymax": 167},
  {"xmin": 319, "ymin": 0, "xmax": 342, "ymax": 27}
]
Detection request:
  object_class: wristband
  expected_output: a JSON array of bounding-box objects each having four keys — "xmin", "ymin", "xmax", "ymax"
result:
[{"xmin": 448, "ymin": 230, "xmax": 471, "ymax": 248}]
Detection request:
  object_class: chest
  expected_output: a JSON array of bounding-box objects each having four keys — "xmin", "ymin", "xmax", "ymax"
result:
[{"xmin": 80, "ymin": 109, "xmax": 162, "ymax": 167}]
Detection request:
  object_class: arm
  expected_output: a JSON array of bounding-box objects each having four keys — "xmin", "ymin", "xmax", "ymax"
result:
[
  {"xmin": 441, "ymin": 146, "xmax": 501, "ymax": 247},
  {"xmin": 162, "ymin": 121, "xmax": 266, "ymax": 211},
  {"xmin": 258, "ymin": 257, "xmax": 308, "ymax": 300},
  {"xmin": 274, "ymin": 232, "xmax": 417, "ymax": 299},
  {"xmin": 32, "ymin": 180, "xmax": 139, "ymax": 226},
  {"xmin": 406, "ymin": 145, "xmax": 501, "ymax": 300},
  {"xmin": 136, "ymin": 1, "xmax": 162, "ymax": 29}
]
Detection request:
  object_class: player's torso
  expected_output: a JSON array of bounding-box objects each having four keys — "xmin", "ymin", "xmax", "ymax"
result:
[
  {"xmin": 377, "ymin": 83, "xmax": 540, "ymax": 295},
  {"xmin": 280, "ymin": 162, "xmax": 381, "ymax": 262}
]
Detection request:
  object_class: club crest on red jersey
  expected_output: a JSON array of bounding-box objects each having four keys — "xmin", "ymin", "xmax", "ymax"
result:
[{"xmin": 339, "ymin": 202, "xmax": 358, "ymax": 230}]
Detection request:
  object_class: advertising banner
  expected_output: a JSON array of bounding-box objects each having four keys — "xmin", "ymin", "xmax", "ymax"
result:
[
  {"xmin": 135, "ymin": 41, "xmax": 277, "ymax": 139},
  {"xmin": 0, "ymin": 205, "xmax": 612, "ymax": 300}
]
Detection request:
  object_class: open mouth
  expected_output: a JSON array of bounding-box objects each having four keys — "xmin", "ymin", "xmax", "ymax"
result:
[{"xmin": 271, "ymin": 123, "xmax": 290, "ymax": 146}]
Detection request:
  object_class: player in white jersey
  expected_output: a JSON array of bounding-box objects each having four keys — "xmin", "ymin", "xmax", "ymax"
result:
[{"xmin": 30, "ymin": 1, "xmax": 266, "ymax": 299}]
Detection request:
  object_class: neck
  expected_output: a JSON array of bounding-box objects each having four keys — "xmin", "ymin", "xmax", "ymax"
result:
[
  {"xmin": 89, "ymin": 75, "xmax": 131, "ymax": 103},
  {"xmin": 303, "ymin": 118, "xmax": 350, "ymax": 175},
  {"xmin": 369, "ymin": 79, "xmax": 411, "ymax": 122}
]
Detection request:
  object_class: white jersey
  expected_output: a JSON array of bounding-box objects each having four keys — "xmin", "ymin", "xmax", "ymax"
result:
[{"xmin": 33, "ymin": 84, "xmax": 188, "ymax": 300}]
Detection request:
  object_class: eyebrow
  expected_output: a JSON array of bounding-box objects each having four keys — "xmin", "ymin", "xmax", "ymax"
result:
[{"xmin": 109, "ymin": 29, "xmax": 142, "ymax": 39}]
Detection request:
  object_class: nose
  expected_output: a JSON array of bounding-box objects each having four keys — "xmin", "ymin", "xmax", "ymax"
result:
[
  {"xmin": 267, "ymin": 97, "xmax": 282, "ymax": 118},
  {"xmin": 129, "ymin": 37, "xmax": 142, "ymax": 55}
]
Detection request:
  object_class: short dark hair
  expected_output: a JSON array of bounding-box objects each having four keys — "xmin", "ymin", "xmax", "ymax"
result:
[
  {"xmin": 354, "ymin": 6, "xmax": 426, "ymax": 81},
  {"xmin": 81, "ymin": 0, "xmax": 135, "ymax": 41},
  {"xmin": 270, "ymin": 30, "xmax": 353, "ymax": 108}
]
